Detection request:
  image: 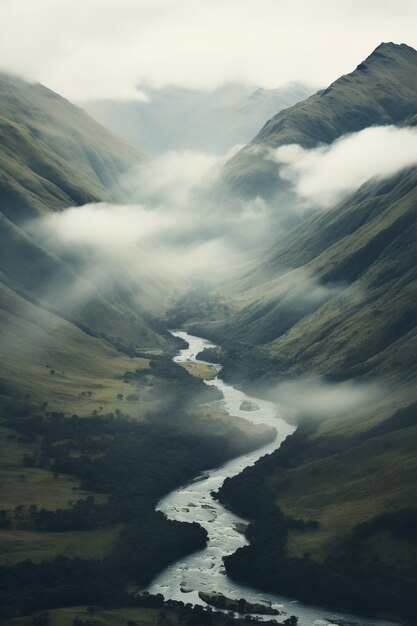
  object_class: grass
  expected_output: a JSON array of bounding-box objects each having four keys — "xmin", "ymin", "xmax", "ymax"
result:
[
  {"xmin": 0, "ymin": 605, "xmax": 252, "ymax": 626},
  {"xmin": 0, "ymin": 72, "xmax": 147, "ymax": 222},
  {"xmin": 177, "ymin": 359, "xmax": 217, "ymax": 380},
  {"xmin": 0, "ymin": 526, "xmax": 121, "ymax": 566},
  {"xmin": 224, "ymin": 43, "xmax": 417, "ymax": 196},
  {"xmin": 0, "ymin": 426, "xmax": 95, "ymax": 510},
  {"xmin": 0, "ymin": 424, "xmax": 120, "ymax": 566},
  {"xmin": 0, "ymin": 606, "xmax": 180, "ymax": 626},
  {"xmin": 271, "ymin": 426, "xmax": 417, "ymax": 562},
  {"xmin": 0, "ymin": 282, "xmax": 152, "ymax": 415}
]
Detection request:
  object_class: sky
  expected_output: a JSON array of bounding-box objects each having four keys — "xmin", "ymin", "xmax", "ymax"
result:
[{"xmin": 0, "ymin": 0, "xmax": 416, "ymax": 101}]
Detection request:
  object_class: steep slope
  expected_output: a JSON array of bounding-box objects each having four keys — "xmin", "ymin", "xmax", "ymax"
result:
[
  {"xmin": 177, "ymin": 48, "xmax": 417, "ymax": 622},
  {"xmin": 0, "ymin": 73, "xmax": 147, "ymax": 223},
  {"xmin": 0, "ymin": 279, "xmax": 151, "ymax": 414},
  {"xmin": 0, "ymin": 74, "xmax": 171, "ymax": 416},
  {"xmin": 0, "ymin": 213, "xmax": 165, "ymax": 349},
  {"xmin": 198, "ymin": 168, "xmax": 417, "ymax": 623},
  {"xmin": 83, "ymin": 81, "xmax": 312, "ymax": 154},
  {"xmin": 0, "ymin": 74, "xmax": 169, "ymax": 351},
  {"xmin": 192, "ymin": 168, "xmax": 416, "ymax": 386},
  {"xmin": 223, "ymin": 42, "xmax": 417, "ymax": 198}
]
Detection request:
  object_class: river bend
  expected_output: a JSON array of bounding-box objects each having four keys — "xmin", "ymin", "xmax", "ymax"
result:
[{"xmin": 146, "ymin": 331, "xmax": 399, "ymax": 626}]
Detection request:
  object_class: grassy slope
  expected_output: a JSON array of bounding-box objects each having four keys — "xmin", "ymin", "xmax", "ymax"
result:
[
  {"xmin": 223, "ymin": 42, "xmax": 417, "ymax": 197},
  {"xmin": 200, "ymin": 170, "xmax": 417, "ymax": 608},
  {"xmin": 0, "ymin": 283, "xmax": 273, "ymax": 574},
  {"xmin": 273, "ymin": 422, "xmax": 417, "ymax": 560},
  {"xmin": 183, "ymin": 51, "xmax": 417, "ymax": 617},
  {"xmin": 0, "ymin": 605, "xmax": 254, "ymax": 626},
  {"xmin": 1, "ymin": 607, "xmax": 180, "ymax": 626},
  {"xmin": 0, "ymin": 71, "xmax": 168, "ymax": 346},
  {"xmin": 0, "ymin": 73, "xmax": 147, "ymax": 223},
  {"xmin": 195, "ymin": 169, "xmax": 417, "ymax": 384},
  {"xmin": 0, "ymin": 281, "xmax": 154, "ymax": 415},
  {"xmin": 0, "ymin": 213, "xmax": 166, "ymax": 348}
]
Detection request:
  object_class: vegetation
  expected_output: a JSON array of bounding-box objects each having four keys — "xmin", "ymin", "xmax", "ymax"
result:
[
  {"xmin": 0, "ymin": 73, "xmax": 147, "ymax": 223},
  {"xmin": 1, "ymin": 40, "xmax": 417, "ymax": 626},
  {"xmin": 0, "ymin": 601, "xmax": 292, "ymax": 626},
  {"xmin": 0, "ymin": 349, "xmax": 275, "ymax": 620},
  {"xmin": 217, "ymin": 411, "xmax": 417, "ymax": 623}
]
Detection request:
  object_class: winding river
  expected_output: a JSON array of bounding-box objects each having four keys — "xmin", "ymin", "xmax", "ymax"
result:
[{"xmin": 146, "ymin": 331, "xmax": 399, "ymax": 626}]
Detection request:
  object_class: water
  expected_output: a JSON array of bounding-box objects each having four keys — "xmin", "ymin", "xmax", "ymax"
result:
[{"xmin": 146, "ymin": 331, "xmax": 399, "ymax": 626}]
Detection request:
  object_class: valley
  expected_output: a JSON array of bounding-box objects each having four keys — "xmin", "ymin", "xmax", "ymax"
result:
[{"xmin": 0, "ymin": 33, "xmax": 416, "ymax": 626}]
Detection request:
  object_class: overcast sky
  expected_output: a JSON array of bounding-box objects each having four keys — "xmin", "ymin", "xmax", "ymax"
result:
[{"xmin": 0, "ymin": 0, "xmax": 416, "ymax": 101}]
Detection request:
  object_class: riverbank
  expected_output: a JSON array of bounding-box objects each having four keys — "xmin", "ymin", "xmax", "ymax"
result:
[{"xmin": 146, "ymin": 331, "xmax": 401, "ymax": 626}]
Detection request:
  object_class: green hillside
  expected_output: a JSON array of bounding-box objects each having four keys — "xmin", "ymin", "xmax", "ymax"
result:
[
  {"xmin": 223, "ymin": 42, "xmax": 417, "ymax": 198},
  {"xmin": 0, "ymin": 41, "xmax": 416, "ymax": 625},
  {"xmin": 205, "ymin": 166, "xmax": 417, "ymax": 618},
  {"xmin": 0, "ymin": 73, "xmax": 147, "ymax": 223},
  {"xmin": 191, "ymin": 168, "xmax": 417, "ymax": 384},
  {"xmin": 0, "ymin": 73, "xmax": 170, "ymax": 366},
  {"xmin": 174, "ymin": 46, "xmax": 417, "ymax": 623}
]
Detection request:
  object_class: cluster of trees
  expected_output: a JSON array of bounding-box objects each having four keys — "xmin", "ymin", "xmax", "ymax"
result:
[
  {"xmin": 0, "ymin": 365, "xmax": 273, "ymax": 621},
  {"xmin": 351, "ymin": 508, "xmax": 417, "ymax": 543},
  {"xmin": 216, "ymin": 421, "xmax": 417, "ymax": 623},
  {"xmin": 224, "ymin": 535, "xmax": 417, "ymax": 622},
  {"xmin": 166, "ymin": 288, "xmax": 227, "ymax": 329},
  {"xmin": 118, "ymin": 354, "xmax": 223, "ymax": 415},
  {"xmin": 0, "ymin": 557, "xmax": 290, "ymax": 625},
  {"xmin": 6, "ymin": 497, "xmax": 102, "ymax": 532}
]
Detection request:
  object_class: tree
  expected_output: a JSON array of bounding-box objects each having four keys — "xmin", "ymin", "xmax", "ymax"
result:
[{"xmin": 32, "ymin": 612, "xmax": 49, "ymax": 626}]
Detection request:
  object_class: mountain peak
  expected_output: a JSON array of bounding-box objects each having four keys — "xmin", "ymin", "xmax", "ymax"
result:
[
  {"xmin": 223, "ymin": 41, "xmax": 417, "ymax": 198},
  {"xmin": 357, "ymin": 41, "xmax": 417, "ymax": 70}
]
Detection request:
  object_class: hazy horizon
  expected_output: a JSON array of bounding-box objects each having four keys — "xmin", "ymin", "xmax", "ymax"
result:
[{"xmin": 0, "ymin": 0, "xmax": 416, "ymax": 102}]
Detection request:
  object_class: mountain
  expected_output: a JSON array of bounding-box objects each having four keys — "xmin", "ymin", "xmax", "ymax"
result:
[
  {"xmin": 0, "ymin": 73, "xmax": 148, "ymax": 224},
  {"xmin": 223, "ymin": 42, "xmax": 417, "ymax": 198},
  {"xmin": 0, "ymin": 73, "xmax": 280, "ymax": 626},
  {"xmin": 0, "ymin": 74, "xmax": 170, "ymax": 412},
  {"xmin": 189, "ymin": 169, "xmax": 417, "ymax": 623},
  {"xmin": 174, "ymin": 45, "xmax": 417, "ymax": 623},
  {"xmin": 82, "ymin": 81, "xmax": 313, "ymax": 154},
  {"xmin": 197, "ymin": 168, "xmax": 416, "ymax": 385}
]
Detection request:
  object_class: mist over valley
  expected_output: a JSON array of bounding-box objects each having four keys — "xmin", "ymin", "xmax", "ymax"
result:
[{"xmin": 0, "ymin": 5, "xmax": 416, "ymax": 625}]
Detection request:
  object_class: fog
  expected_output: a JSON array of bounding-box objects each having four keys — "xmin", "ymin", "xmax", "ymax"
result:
[
  {"xmin": 265, "ymin": 376, "xmax": 383, "ymax": 418},
  {"xmin": 30, "ymin": 146, "xmax": 274, "ymax": 300},
  {"xmin": 29, "ymin": 121, "xmax": 417, "ymax": 318},
  {"xmin": 82, "ymin": 82, "xmax": 313, "ymax": 155},
  {"xmin": 271, "ymin": 125, "xmax": 417, "ymax": 207},
  {"xmin": 0, "ymin": 1, "xmax": 416, "ymax": 101}
]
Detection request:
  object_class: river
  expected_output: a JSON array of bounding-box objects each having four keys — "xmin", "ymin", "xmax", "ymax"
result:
[{"xmin": 146, "ymin": 331, "xmax": 399, "ymax": 626}]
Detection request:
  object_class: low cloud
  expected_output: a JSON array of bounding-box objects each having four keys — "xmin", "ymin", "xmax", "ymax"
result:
[
  {"xmin": 33, "ymin": 146, "xmax": 250, "ymax": 272},
  {"xmin": 29, "ymin": 148, "xmax": 247, "ymax": 306},
  {"xmin": 271, "ymin": 125, "xmax": 417, "ymax": 207},
  {"xmin": 266, "ymin": 376, "xmax": 382, "ymax": 418},
  {"xmin": 294, "ymin": 272, "xmax": 348, "ymax": 307},
  {"xmin": 39, "ymin": 203, "xmax": 177, "ymax": 251},
  {"xmin": 127, "ymin": 150, "xmax": 226, "ymax": 208}
]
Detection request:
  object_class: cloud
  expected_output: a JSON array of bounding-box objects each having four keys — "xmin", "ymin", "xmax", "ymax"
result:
[
  {"xmin": 27, "ymin": 143, "xmax": 292, "ymax": 321},
  {"xmin": 271, "ymin": 125, "xmax": 417, "ymax": 207},
  {"xmin": 125, "ymin": 149, "xmax": 228, "ymax": 207},
  {"xmin": 266, "ymin": 376, "xmax": 382, "ymax": 418},
  {"xmin": 29, "ymin": 149, "xmax": 238, "ymax": 291},
  {"xmin": 38, "ymin": 203, "xmax": 178, "ymax": 251},
  {"xmin": 0, "ymin": 0, "xmax": 416, "ymax": 100}
]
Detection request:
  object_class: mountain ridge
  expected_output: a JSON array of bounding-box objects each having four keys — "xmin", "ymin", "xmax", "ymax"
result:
[
  {"xmin": 223, "ymin": 41, "xmax": 417, "ymax": 198},
  {"xmin": 0, "ymin": 72, "xmax": 147, "ymax": 223}
]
